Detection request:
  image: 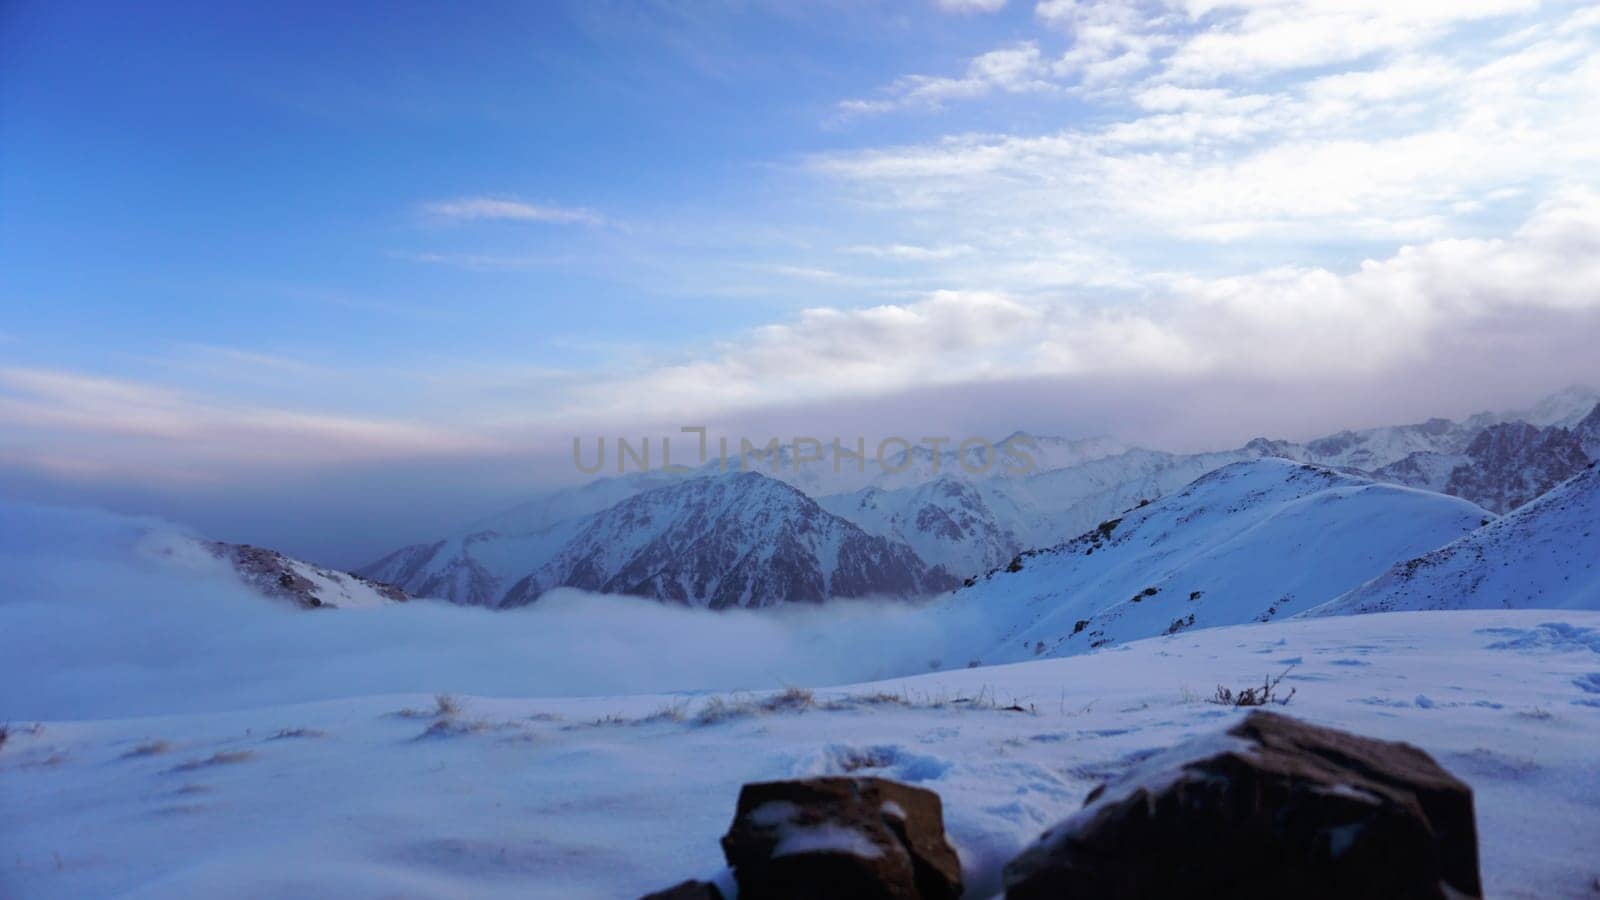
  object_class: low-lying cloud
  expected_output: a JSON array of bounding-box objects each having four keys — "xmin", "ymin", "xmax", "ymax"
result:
[{"xmin": 0, "ymin": 502, "xmax": 991, "ymax": 721}]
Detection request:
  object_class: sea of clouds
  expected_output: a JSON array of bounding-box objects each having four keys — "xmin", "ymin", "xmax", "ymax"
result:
[{"xmin": 0, "ymin": 501, "xmax": 995, "ymax": 721}]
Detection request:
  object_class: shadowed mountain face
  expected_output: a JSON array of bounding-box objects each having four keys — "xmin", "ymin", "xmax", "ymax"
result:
[
  {"xmin": 1442, "ymin": 422, "xmax": 1591, "ymax": 513},
  {"xmin": 367, "ymin": 472, "xmax": 955, "ymax": 609}
]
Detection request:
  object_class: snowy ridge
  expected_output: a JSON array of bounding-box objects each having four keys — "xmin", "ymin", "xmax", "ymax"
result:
[
  {"xmin": 1307, "ymin": 462, "xmax": 1600, "ymax": 616},
  {"xmin": 141, "ymin": 533, "xmax": 409, "ymax": 610},
  {"xmin": 929, "ymin": 459, "xmax": 1490, "ymax": 664}
]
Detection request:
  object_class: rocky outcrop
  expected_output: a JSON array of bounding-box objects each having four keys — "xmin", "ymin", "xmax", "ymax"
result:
[
  {"xmin": 718, "ymin": 777, "xmax": 962, "ymax": 900},
  {"xmin": 1004, "ymin": 711, "xmax": 1480, "ymax": 899},
  {"xmin": 206, "ymin": 541, "xmax": 409, "ymax": 610},
  {"xmin": 1442, "ymin": 421, "xmax": 1590, "ymax": 513}
]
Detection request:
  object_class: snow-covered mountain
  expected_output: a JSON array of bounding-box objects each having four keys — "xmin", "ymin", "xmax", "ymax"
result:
[
  {"xmin": 365, "ymin": 388, "xmax": 1597, "ymax": 607},
  {"xmin": 817, "ymin": 476, "xmax": 1024, "ymax": 575},
  {"xmin": 1306, "ymin": 461, "xmax": 1600, "ymax": 616},
  {"xmin": 1290, "ymin": 416, "xmax": 1478, "ymax": 470},
  {"xmin": 866, "ymin": 433, "xmax": 1126, "ymax": 491},
  {"xmin": 1576, "ymin": 402, "xmax": 1600, "ymax": 458},
  {"xmin": 367, "ymin": 472, "xmax": 955, "ymax": 608},
  {"xmin": 1501, "ymin": 384, "xmax": 1600, "ymax": 428},
  {"xmin": 503, "ymin": 471, "xmax": 954, "ymax": 608},
  {"xmin": 1372, "ymin": 421, "xmax": 1592, "ymax": 513},
  {"xmin": 929, "ymin": 459, "xmax": 1490, "ymax": 665}
]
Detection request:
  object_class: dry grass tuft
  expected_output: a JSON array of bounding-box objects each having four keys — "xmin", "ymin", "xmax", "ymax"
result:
[{"xmin": 166, "ymin": 750, "xmax": 255, "ymax": 773}]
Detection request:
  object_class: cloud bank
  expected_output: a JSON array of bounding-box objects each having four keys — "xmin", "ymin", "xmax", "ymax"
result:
[{"xmin": 0, "ymin": 502, "xmax": 991, "ymax": 720}]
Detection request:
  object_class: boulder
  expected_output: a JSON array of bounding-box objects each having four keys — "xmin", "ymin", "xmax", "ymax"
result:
[
  {"xmin": 720, "ymin": 776, "xmax": 963, "ymax": 900},
  {"xmin": 1005, "ymin": 711, "xmax": 1481, "ymax": 899}
]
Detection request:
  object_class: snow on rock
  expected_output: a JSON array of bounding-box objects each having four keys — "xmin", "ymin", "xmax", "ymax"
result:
[
  {"xmin": 1004, "ymin": 710, "xmax": 1483, "ymax": 899},
  {"xmin": 719, "ymin": 778, "xmax": 962, "ymax": 899},
  {"xmin": 1306, "ymin": 462, "xmax": 1600, "ymax": 616},
  {"xmin": 932, "ymin": 459, "xmax": 1490, "ymax": 663}
]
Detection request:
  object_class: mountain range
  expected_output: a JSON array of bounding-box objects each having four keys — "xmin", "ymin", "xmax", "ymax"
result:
[{"xmin": 359, "ymin": 387, "xmax": 1600, "ymax": 609}]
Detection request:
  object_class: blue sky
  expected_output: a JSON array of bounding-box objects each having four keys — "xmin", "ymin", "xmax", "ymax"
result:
[{"xmin": 4, "ymin": 0, "xmax": 1600, "ymax": 562}]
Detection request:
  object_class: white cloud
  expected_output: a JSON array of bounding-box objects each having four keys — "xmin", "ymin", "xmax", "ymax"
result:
[
  {"xmin": 1160, "ymin": 0, "xmax": 1539, "ymax": 82},
  {"xmin": 838, "ymin": 43, "xmax": 1052, "ymax": 116},
  {"xmin": 814, "ymin": 15, "xmax": 1600, "ymax": 244},
  {"xmin": 843, "ymin": 243, "xmax": 977, "ymax": 261},
  {"xmin": 935, "ymin": 0, "xmax": 1007, "ymax": 12},
  {"xmin": 420, "ymin": 197, "xmax": 604, "ymax": 226},
  {"xmin": 556, "ymin": 189, "xmax": 1600, "ymax": 422},
  {"xmin": 8, "ymin": 194, "xmax": 1600, "ymax": 478}
]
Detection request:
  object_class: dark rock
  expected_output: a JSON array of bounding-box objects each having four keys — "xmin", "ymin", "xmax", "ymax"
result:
[
  {"xmin": 721, "ymin": 776, "xmax": 962, "ymax": 900},
  {"xmin": 1444, "ymin": 421, "xmax": 1590, "ymax": 512},
  {"xmin": 1005, "ymin": 711, "xmax": 1480, "ymax": 899},
  {"xmin": 639, "ymin": 879, "xmax": 723, "ymax": 900}
]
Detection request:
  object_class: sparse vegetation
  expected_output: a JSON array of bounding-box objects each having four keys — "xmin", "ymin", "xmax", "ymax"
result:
[
  {"xmin": 268, "ymin": 728, "xmax": 324, "ymax": 740},
  {"xmin": 1210, "ymin": 667, "xmax": 1296, "ymax": 707},
  {"xmin": 633, "ymin": 700, "xmax": 690, "ymax": 725},
  {"xmin": 121, "ymin": 740, "xmax": 173, "ymax": 758},
  {"xmin": 397, "ymin": 693, "xmax": 463, "ymax": 720},
  {"xmin": 414, "ymin": 718, "xmax": 490, "ymax": 740},
  {"xmin": 167, "ymin": 750, "xmax": 255, "ymax": 773},
  {"xmin": 1165, "ymin": 613, "xmax": 1196, "ymax": 635},
  {"xmin": 762, "ymin": 685, "xmax": 815, "ymax": 712}
]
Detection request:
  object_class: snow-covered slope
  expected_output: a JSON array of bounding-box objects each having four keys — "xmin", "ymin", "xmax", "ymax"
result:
[
  {"xmin": 8, "ymin": 610, "xmax": 1599, "ymax": 899},
  {"xmin": 1307, "ymin": 462, "xmax": 1600, "ymax": 616},
  {"xmin": 931, "ymin": 459, "xmax": 1491, "ymax": 665},
  {"xmin": 986, "ymin": 446, "xmax": 1261, "ymax": 549}
]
